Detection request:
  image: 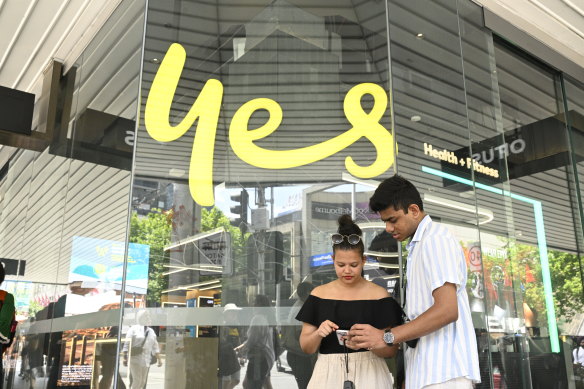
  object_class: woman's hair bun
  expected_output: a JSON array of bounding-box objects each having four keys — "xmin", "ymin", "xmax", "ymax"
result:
[{"xmin": 337, "ymin": 214, "xmax": 362, "ymax": 236}]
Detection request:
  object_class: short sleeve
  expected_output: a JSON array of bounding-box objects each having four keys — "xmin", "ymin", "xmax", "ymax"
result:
[
  {"xmin": 375, "ymin": 298, "xmax": 405, "ymax": 328},
  {"xmin": 421, "ymin": 235, "xmax": 466, "ymax": 292},
  {"xmin": 295, "ymin": 295, "xmax": 320, "ymax": 327}
]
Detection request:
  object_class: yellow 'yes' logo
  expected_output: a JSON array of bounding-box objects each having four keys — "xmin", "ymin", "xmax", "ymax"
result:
[{"xmin": 145, "ymin": 43, "xmax": 396, "ymax": 206}]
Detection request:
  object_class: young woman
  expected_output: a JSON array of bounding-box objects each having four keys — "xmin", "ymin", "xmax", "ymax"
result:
[{"xmin": 296, "ymin": 214, "xmax": 403, "ymax": 388}]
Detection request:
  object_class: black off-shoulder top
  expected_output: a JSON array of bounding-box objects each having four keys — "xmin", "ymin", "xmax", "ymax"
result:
[{"xmin": 295, "ymin": 295, "xmax": 404, "ymax": 354}]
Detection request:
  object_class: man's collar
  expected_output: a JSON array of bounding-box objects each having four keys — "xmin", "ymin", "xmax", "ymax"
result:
[{"xmin": 410, "ymin": 214, "xmax": 432, "ymax": 244}]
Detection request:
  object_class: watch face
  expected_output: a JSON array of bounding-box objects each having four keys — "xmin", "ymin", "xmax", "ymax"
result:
[{"xmin": 383, "ymin": 331, "xmax": 394, "ymax": 345}]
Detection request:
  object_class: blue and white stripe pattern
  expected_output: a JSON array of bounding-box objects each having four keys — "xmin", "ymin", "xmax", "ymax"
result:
[{"xmin": 404, "ymin": 215, "xmax": 481, "ymax": 389}]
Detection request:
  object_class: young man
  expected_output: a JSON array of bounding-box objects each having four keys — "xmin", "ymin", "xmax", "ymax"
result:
[{"xmin": 349, "ymin": 174, "xmax": 480, "ymax": 389}]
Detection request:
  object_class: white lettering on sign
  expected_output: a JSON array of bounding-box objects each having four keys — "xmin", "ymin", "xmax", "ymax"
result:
[
  {"xmin": 472, "ymin": 139, "xmax": 526, "ymax": 164},
  {"xmin": 423, "ymin": 143, "xmax": 499, "ymax": 178}
]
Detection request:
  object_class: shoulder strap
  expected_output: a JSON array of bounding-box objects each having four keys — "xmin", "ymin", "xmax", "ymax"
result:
[{"xmin": 132, "ymin": 327, "xmax": 148, "ymax": 349}]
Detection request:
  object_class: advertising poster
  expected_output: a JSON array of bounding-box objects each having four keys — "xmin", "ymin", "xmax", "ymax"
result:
[
  {"xmin": 56, "ymin": 329, "xmax": 111, "ymax": 387},
  {"xmin": 70, "ymin": 236, "xmax": 150, "ymax": 293}
]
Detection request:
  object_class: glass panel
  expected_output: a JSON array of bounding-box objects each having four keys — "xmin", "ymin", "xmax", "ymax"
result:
[
  {"xmin": 134, "ymin": 0, "xmax": 392, "ymax": 387},
  {"xmin": 489, "ymin": 38, "xmax": 578, "ymax": 388},
  {"xmin": 387, "ymin": 0, "xmax": 496, "ymax": 386},
  {"xmin": 0, "ymin": 2, "xmax": 145, "ymax": 389},
  {"xmin": 457, "ymin": 2, "xmax": 504, "ymax": 388},
  {"xmin": 562, "ymin": 76, "xmax": 584, "ymax": 388}
]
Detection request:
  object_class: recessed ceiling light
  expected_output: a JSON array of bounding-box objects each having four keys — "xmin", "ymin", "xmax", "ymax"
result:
[
  {"xmin": 410, "ymin": 115, "xmax": 422, "ymax": 122},
  {"xmin": 416, "ymin": 33, "xmax": 424, "ymax": 39},
  {"xmin": 150, "ymin": 58, "xmax": 160, "ymax": 64}
]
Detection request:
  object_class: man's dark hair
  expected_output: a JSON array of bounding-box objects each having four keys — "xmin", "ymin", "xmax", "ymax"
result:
[
  {"xmin": 0, "ymin": 264, "xmax": 5, "ymax": 285},
  {"xmin": 369, "ymin": 174, "xmax": 423, "ymax": 213}
]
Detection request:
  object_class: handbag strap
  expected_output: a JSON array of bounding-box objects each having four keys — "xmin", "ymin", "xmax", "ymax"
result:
[{"xmin": 135, "ymin": 326, "xmax": 150, "ymax": 348}]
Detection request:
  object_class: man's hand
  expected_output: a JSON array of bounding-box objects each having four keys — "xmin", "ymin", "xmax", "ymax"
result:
[
  {"xmin": 317, "ymin": 320, "xmax": 339, "ymax": 338},
  {"xmin": 342, "ymin": 337, "xmax": 362, "ymax": 350},
  {"xmin": 348, "ymin": 324, "xmax": 386, "ymax": 350}
]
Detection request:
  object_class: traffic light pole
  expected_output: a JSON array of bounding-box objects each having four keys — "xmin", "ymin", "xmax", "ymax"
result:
[{"xmin": 257, "ymin": 186, "xmax": 266, "ymax": 295}]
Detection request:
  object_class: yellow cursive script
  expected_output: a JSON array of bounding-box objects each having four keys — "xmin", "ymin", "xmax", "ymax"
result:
[
  {"xmin": 229, "ymin": 83, "xmax": 393, "ymax": 178},
  {"xmin": 145, "ymin": 43, "xmax": 396, "ymax": 206},
  {"xmin": 145, "ymin": 43, "xmax": 222, "ymax": 206}
]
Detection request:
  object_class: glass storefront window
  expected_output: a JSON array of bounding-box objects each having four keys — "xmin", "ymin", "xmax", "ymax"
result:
[
  {"xmin": 0, "ymin": 1, "xmax": 146, "ymax": 388},
  {"xmin": 487, "ymin": 38, "xmax": 582, "ymax": 388},
  {"xmin": 0, "ymin": 1, "xmax": 582, "ymax": 388},
  {"xmin": 131, "ymin": 1, "xmax": 393, "ymax": 387}
]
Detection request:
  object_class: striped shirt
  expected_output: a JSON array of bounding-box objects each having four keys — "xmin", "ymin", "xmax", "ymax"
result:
[{"xmin": 404, "ymin": 215, "xmax": 480, "ymax": 389}]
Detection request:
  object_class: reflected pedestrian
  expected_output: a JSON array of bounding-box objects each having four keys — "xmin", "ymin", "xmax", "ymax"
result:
[
  {"xmin": 218, "ymin": 303, "xmax": 243, "ymax": 389},
  {"xmin": 234, "ymin": 295, "xmax": 275, "ymax": 389},
  {"xmin": 281, "ymin": 281, "xmax": 315, "ymax": 389},
  {"xmin": 574, "ymin": 337, "xmax": 584, "ymax": 386},
  {"xmin": 122, "ymin": 310, "xmax": 162, "ymax": 389}
]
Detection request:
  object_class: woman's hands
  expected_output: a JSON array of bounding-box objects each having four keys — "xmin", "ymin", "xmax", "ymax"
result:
[
  {"xmin": 316, "ymin": 320, "xmax": 338, "ymax": 338},
  {"xmin": 300, "ymin": 320, "xmax": 338, "ymax": 354}
]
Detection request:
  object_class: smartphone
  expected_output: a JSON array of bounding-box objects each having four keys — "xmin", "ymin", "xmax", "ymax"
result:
[{"xmin": 335, "ymin": 329, "xmax": 349, "ymax": 345}]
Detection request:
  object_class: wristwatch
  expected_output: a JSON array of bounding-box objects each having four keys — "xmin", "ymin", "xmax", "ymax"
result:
[{"xmin": 383, "ymin": 329, "xmax": 395, "ymax": 346}]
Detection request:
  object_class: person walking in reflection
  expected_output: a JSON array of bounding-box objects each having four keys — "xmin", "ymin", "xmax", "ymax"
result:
[
  {"xmin": 348, "ymin": 175, "xmax": 481, "ymax": 389},
  {"xmin": 574, "ymin": 337, "xmax": 584, "ymax": 387},
  {"xmin": 97, "ymin": 302, "xmax": 130, "ymax": 389},
  {"xmin": 281, "ymin": 281, "xmax": 316, "ymax": 389},
  {"xmin": 296, "ymin": 215, "xmax": 403, "ymax": 388},
  {"xmin": 98, "ymin": 324, "xmax": 126, "ymax": 389},
  {"xmin": 234, "ymin": 294, "xmax": 275, "ymax": 389},
  {"xmin": 122, "ymin": 310, "xmax": 162, "ymax": 389},
  {"xmin": 218, "ymin": 303, "xmax": 243, "ymax": 389}
]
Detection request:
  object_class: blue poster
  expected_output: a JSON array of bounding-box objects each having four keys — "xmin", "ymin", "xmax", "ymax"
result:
[{"xmin": 70, "ymin": 236, "xmax": 150, "ymax": 292}]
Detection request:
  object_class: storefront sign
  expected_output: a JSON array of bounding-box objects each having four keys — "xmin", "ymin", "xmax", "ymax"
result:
[
  {"xmin": 310, "ymin": 252, "xmax": 333, "ymax": 267},
  {"xmin": 311, "ymin": 201, "xmax": 377, "ymax": 221},
  {"xmin": 199, "ymin": 235, "xmax": 230, "ymax": 275},
  {"xmin": 145, "ymin": 43, "xmax": 395, "ymax": 206},
  {"xmin": 472, "ymin": 139, "xmax": 525, "ymax": 164},
  {"xmin": 423, "ymin": 142, "xmax": 499, "ymax": 178},
  {"xmin": 439, "ymin": 111, "xmax": 584, "ymax": 190}
]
